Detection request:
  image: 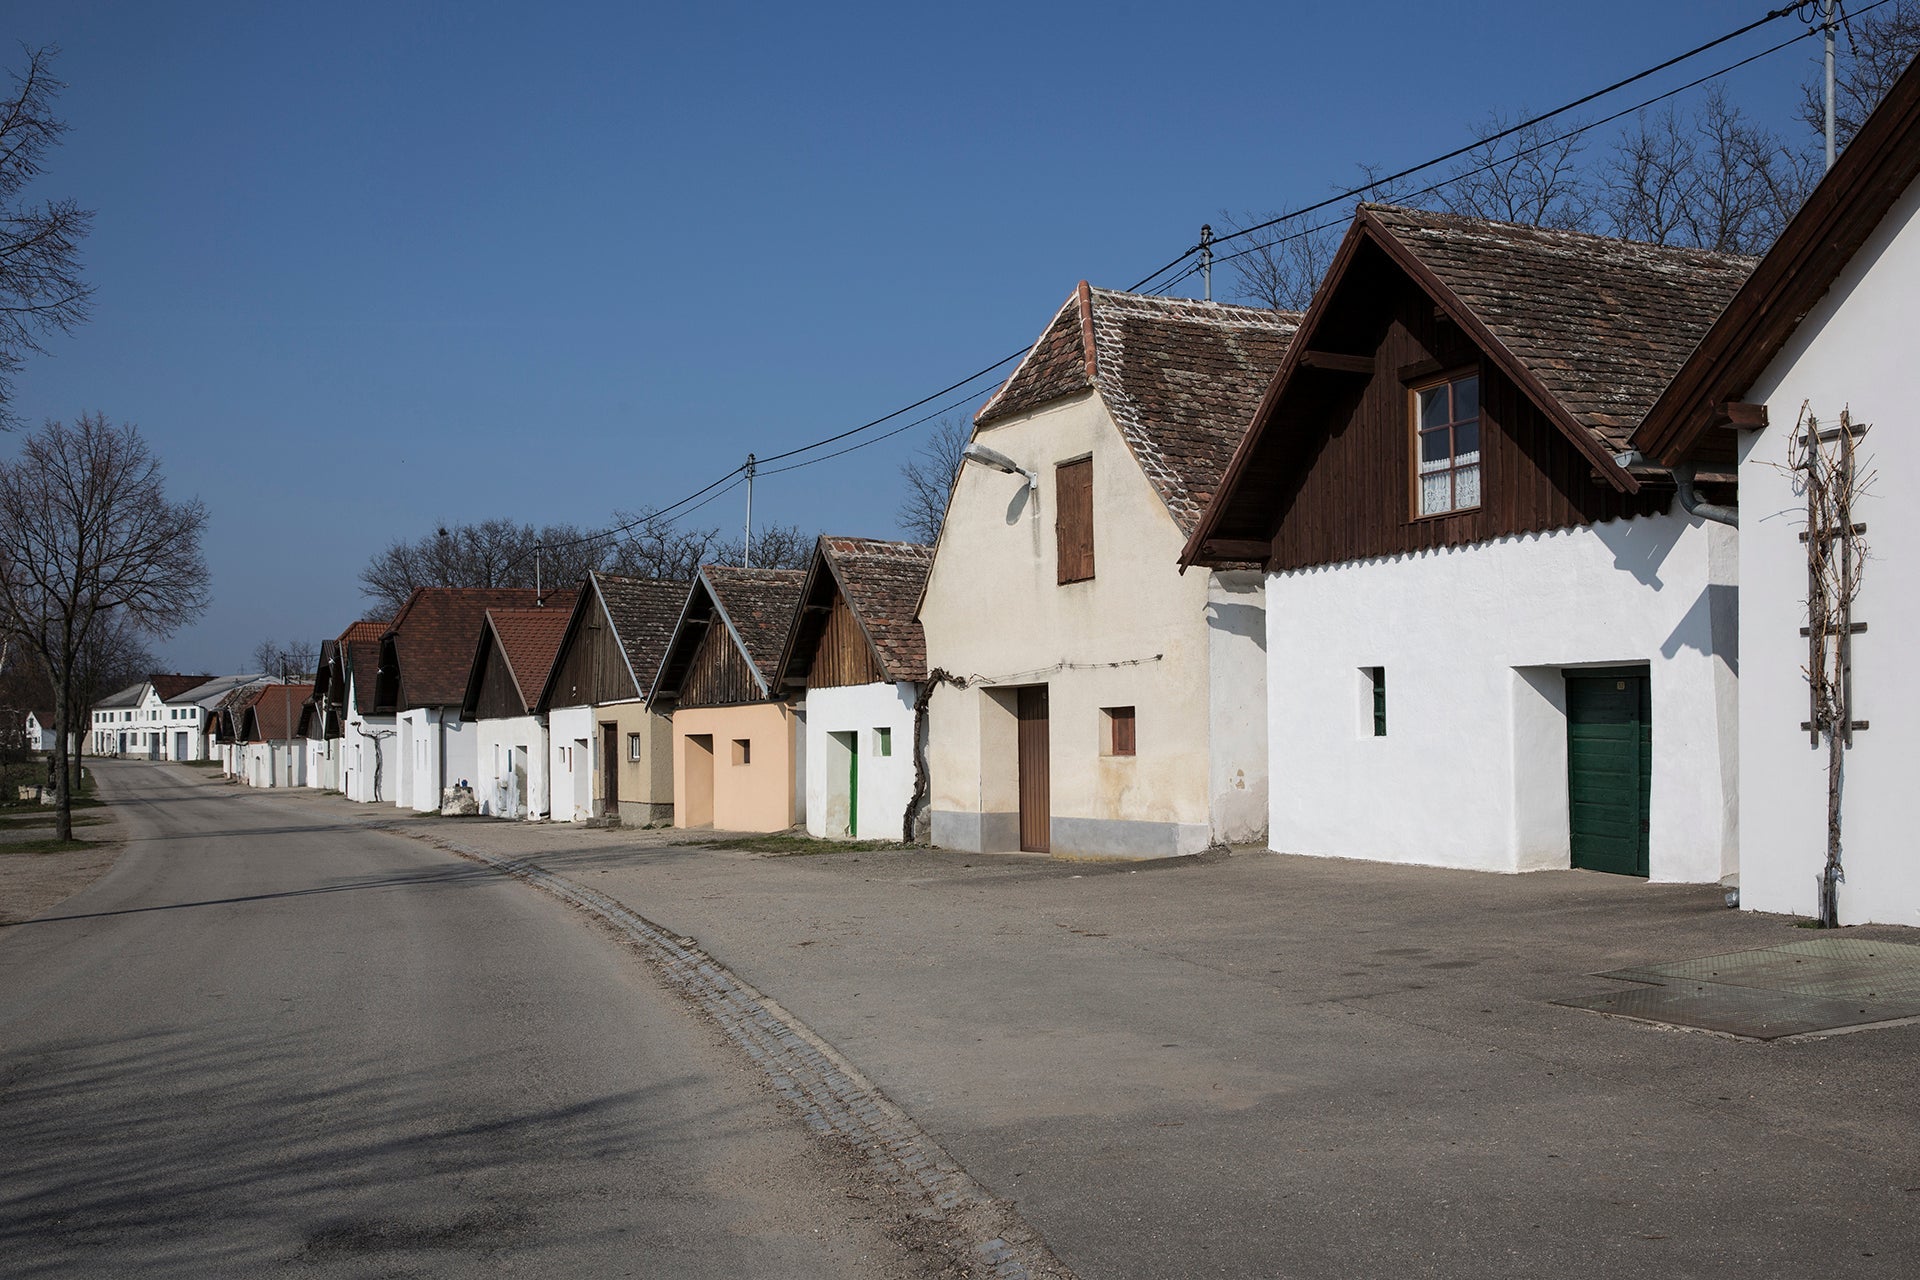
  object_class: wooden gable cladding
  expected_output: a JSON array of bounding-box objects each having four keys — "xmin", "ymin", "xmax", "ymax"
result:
[
  {"xmin": 807, "ymin": 591, "xmax": 886, "ymax": 689},
  {"xmin": 469, "ymin": 632, "xmax": 525, "ymax": 721},
  {"xmin": 548, "ymin": 591, "xmax": 640, "ymax": 708},
  {"xmin": 1261, "ymin": 247, "xmax": 1666, "ymax": 572},
  {"xmin": 679, "ymin": 617, "xmax": 763, "ymax": 707}
]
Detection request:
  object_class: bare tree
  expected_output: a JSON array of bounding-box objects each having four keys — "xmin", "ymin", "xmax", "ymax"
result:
[
  {"xmin": 894, "ymin": 418, "xmax": 969, "ymax": 543},
  {"xmin": 0, "ymin": 46, "xmax": 94, "ymax": 426},
  {"xmin": 64, "ymin": 612, "xmax": 153, "ymax": 789},
  {"xmin": 358, "ymin": 518, "xmax": 607, "ymax": 612},
  {"xmin": 1604, "ymin": 88, "xmax": 1817, "ymax": 255},
  {"xmin": 1801, "ymin": 0, "xmax": 1920, "ymax": 152},
  {"xmin": 1439, "ymin": 112, "xmax": 1595, "ymax": 229},
  {"xmin": 601, "ymin": 510, "xmax": 728, "ymax": 583},
  {"xmin": 251, "ymin": 637, "xmax": 319, "ymax": 680},
  {"xmin": 0, "ymin": 413, "xmax": 209, "ymax": 837},
  {"xmin": 1216, "ymin": 211, "xmax": 1337, "ymax": 312},
  {"xmin": 715, "ymin": 522, "xmax": 815, "ymax": 572}
]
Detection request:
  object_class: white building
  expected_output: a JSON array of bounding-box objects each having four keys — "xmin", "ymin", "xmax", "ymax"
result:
[
  {"xmin": 1633, "ymin": 56, "xmax": 1920, "ymax": 924},
  {"xmin": 239, "ymin": 681, "xmax": 313, "ymax": 788},
  {"xmin": 461, "ymin": 607, "xmax": 570, "ymax": 819},
  {"xmin": 1183, "ymin": 205, "xmax": 1749, "ymax": 885},
  {"xmin": 332, "ymin": 621, "xmax": 392, "ymax": 803},
  {"xmin": 89, "ymin": 675, "xmax": 212, "ymax": 757},
  {"xmin": 921, "ymin": 284, "xmax": 1294, "ymax": 857},
  {"xmin": 775, "ymin": 537, "xmax": 933, "ymax": 842}
]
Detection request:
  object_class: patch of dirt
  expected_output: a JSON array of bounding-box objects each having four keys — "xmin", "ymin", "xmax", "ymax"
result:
[{"xmin": 0, "ymin": 808, "xmax": 125, "ymax": 925}]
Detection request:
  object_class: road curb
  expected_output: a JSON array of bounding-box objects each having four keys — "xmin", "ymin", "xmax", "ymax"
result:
[{"xmin": 400, "ymin": 828, "xmax": 1072, "ymax": 1280}]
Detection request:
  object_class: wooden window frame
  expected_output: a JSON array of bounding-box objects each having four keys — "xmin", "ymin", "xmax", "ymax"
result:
[
  {"xmin": 1103, "ymin": 705, "xmax": 1136, "ymax": 757},
  {"xmin": 1055, "ymin": 455, "xmax": 1095, "ymax": 585},
  {"xmin": 1408, "ymin": 368, "xmax": 1482, "ymax": 521}
]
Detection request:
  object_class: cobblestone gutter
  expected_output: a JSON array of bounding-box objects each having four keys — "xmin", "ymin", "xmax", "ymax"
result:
[{"xmin": 394, "ymin": 827, "xmax": 1072, "ymax": 1280}]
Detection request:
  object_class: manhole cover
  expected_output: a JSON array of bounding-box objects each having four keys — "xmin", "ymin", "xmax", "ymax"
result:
[{"xmin": 1557, "ymin": 938, "xmax": 1920, "ymax": 1039}]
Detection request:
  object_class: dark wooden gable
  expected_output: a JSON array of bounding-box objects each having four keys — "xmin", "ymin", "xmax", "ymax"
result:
[
  {"xmin": 469, "ymin": 628, "xmax": 526, "ymax": 720},
  {"xmin": 807, "ymin": 590, "xmax": 886, "ymax": 689},
  {"xmin": 1249, "ymin": 239, "xmax": 1665, "ymax": 572},
  {"xmin": 679, "ymin": 614, "xmax": 762, "ymax": 707},
  {"xmin": 546, "ymin": 585, "xmax": 641, "ymax": 709}
]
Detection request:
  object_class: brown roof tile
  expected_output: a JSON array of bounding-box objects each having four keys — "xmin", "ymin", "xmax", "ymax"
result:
[
  {"xmin": 592, "ymin": 575, "xmax": 688, "ymax": 698},
  {"xmin": 151, "ymin": 673, "xmax": 215, "ymax": 701},
  {"xmin": 243, "ymin": 683, "xmax": 313, "ymax": 742},
  {"xmin": 978, "ymin": 284, "xmax": 1300, "ymax": 535},
  {"xmin": 385, "ymin": 587, "xmax": 543, "ymax": 709},
  {"xmin": 702, "ymin": 566, "xmax": 806, "ymax": 683},
  {"xmin": 819, "ymin": 537, "xmax": 933, "ymax": 683},
  {"xmin": 1364, "ymin": 204, "xmax": 1754, "ymax": 451},
  {"xmin": 484, "ymin": 608, "xmax": 571, "ymax": 713}
]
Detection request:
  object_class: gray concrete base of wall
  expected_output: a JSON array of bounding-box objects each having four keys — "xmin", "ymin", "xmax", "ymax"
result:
[
  {"xmin": 618, "ymin": 800, "xmax": 673, "ymax": 827},
  {"xmin": 933, "ymin": 810, "xmax": 1209, "ymax": 859}
]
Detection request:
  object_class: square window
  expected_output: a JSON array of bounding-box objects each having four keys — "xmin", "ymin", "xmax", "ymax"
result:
[
  {"xmin": 874, "ymin": 727, "xmax": 892, "ymax": 757},
  {"xmin": 732, "ymin": 738, "xmax": 751, "ymax": 766},
  {"xmin": 1102, "ymin": 706, "xmax": 1136, "ymax": 757},
  {"xmin": 1412, "ymin": 372, "xmax": 1481, "ymax": 517},
  {"xmin": 627, "ymin": 732, "xmax": 643, "ymax": 762}
]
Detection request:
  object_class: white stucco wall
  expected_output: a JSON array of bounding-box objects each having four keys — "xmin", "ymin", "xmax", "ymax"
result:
[
  {"xmin": 1735, "ymin": 170, "xmax": 1920, "ymax": 926},
  {"xmin": 921, "ymin": 391, "xmax": 1230, "ymax": 858},
  {"xmin": 1266, "ymin": 512, "xmax": 1737, "ymax": 882},
  {"xmin": 804, "ymin": 681, "xmax": 918, "ymax": 841},
  {"xmin": 340, "ymin": 673, "xmax": 396, "ymax": 805},
  {"xmin": 241, "ymin": 740, "xmax": 306, "ymax": 788},
  {"xmin": 393, "ymin": 706, "xmax": 475, "ymax": 812},
  {"xmin": 1207, "ymin": 570, "xmax": 1268, "ymax": 845},
  {"xmin": 474, "ymin": 715, "xmax": 550, "ymax": 819},
  {"xmin": 548, "ymin": 704, "xmax": 595, "ymax": 823}
]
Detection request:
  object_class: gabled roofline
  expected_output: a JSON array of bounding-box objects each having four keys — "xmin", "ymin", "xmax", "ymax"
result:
[
  {"xmin": 702, "ymin": 567, "xmax": 773, "ymax": 696},
  {"xmin": 647, "ymin": 568, "xmax": 772, "ymax": 708},
  {"xmin": 972, "ymin": 285, "xmax": 1082, "ymax": 426},
  {"xmin": 1634, "ymin": 52, "xmax": 1920, "ymax": 464},
  {"xmin": 1180, "ymin": 207, "xmax": 1639, "ymax": 568},
  {"xmin": 533, "ymin": 578, "xmax": 596, "ymax": 713},
  {"xmin": 773, "ymin": 536, "xmax": 893, "ymax": 687},
  {"xmin": 460, "ymin": 612, "xmax": 527, "ymax": 719}
]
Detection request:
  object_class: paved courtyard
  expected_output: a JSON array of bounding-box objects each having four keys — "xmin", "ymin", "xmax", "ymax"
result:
[{"xmin": 170, "ymin": 774, "xmax": 1920, "ymax": 1277}]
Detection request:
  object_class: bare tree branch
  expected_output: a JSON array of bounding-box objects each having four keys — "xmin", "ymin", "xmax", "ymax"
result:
[{"xmin": 894, "ymin": 417, "xmax": 968, "ymax": 543}]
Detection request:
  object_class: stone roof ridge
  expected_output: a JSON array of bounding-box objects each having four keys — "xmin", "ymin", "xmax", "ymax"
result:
[
  {"xmin": 1359, "ymin": 202, "xmax": 1759, "ymax": 270},
  {"xmin": 1086, "ymin": 285, "xmax": 1305, "ymax": 326}
]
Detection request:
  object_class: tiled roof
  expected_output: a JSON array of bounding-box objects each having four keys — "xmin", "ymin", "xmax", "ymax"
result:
[
  {"xmin": 821, "ymin": 537, "xmax": 933, "ymax": 682},
  {"xmin": 1365, "ymin": 204, "xmax": 1754, "ymax": 451},
  {"xmin": 150, "ymin": 673, "xmax": 214, "ymax": 701},
  {"xmin": 338, "ymin": 619, "xmax": 386, "ymax": 646},
  {"xmin": 343, "ymin": 639, "xmax": 383, "ymax": 715},
  {"xmin": 703, "ymin": 566, "xmax": 806, "ymax": 683},
  {"xmin": 385, "ymin": 587, "xmax": 543, "ymax": 709},
  {"xmin": 485, "ymin": 607, "xmax": 571, "ymax": 713},
  {"xmin": 593, "ymin": 575, "xmax": 688, "ymax": 698},
  {"xmin": 93, "ymin": 681, "xmax": 146, "ymax": 710},
  {"xmin": 977, "ymin": 283, "xmax": 1300, "ymax": 534},
  {"xmin": 244, "ymin": 682, "xmax": 315, "ymax": 742}
]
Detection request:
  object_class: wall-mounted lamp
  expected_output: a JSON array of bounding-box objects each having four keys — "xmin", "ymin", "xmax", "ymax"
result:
[{"xmin": 963, "ymin": 442, "xmax": 1037, "ymax": 490}]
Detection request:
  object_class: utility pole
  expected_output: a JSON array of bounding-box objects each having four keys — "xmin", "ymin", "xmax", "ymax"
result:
[
  {"xmin": 282, "ymin": 665, "xmax": 293, "ymax": 790},
  {"xmin": 1199, "ymin": 223, "xmax": 1214, "ymax": 302},
  {"xmin": 1824, "ymin": 0, "xmax": 1838, "ymax": 172},
  {"xmin": 534, "ymin": 541, "xmax": 543, "ymax": 605},
  {"xmin": 743, "ymin": 453, "xmax": 756, "ymax": 568}
]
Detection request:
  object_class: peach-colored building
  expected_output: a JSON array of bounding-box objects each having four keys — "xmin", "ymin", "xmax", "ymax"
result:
[{"xmin": 651, "ymin": 565, "xmax": 807, "ymax": 832}]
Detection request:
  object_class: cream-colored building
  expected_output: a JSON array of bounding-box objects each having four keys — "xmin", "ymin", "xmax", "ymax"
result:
[
  {"xmin": 652, "ymin": 565, "xmax": 807, "ymax": 833},
  {"xmin": 920, "ymin": 283, "xmax": 1297, "ymax": 857},
  {"xmin": 536, "ymin": 573, "xmax": 685, "ymax": 825}
]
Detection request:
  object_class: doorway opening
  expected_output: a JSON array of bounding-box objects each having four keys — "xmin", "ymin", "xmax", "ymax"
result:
[
  {"xmin": 825, "ymin": 730, "xmax": 858, "ymax": 837},
  {"xmin": 1016, "ymin": 685, "xmax": 1050, "ymax": 853},
  {"xmin": 1566, "ymin": 666, "xmax": 1651, "ymax": 877},
  {"xmin": 683, "ymin": 733, "xmax": 715, "ymax": 828}
]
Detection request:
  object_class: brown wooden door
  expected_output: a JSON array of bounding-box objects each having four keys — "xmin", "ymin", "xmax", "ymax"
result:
[
  {"xmin": 600, "ymin": 722, "xmax": 620, "ymax": 814},
  {"xmin": 1016, "ymin": 686, "xmax": 1050, "ymax": 853}
]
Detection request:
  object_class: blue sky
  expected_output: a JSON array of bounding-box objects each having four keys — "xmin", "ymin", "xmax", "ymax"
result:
[{"xmin": 5, "ymin": 1, "xmax": 1828, "ymax": 670}]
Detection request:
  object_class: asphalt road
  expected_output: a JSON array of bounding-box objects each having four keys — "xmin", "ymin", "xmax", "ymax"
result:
[{"xmin": 0, "ymin": 760, "xmax": 939, "ymax": 1279}]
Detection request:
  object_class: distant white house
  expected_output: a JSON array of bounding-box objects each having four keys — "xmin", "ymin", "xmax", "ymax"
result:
[
  {"xmin": 461, "ymin": 608, "xmax": 570, "ymax": 819},
  {"xmin": 1633, "ymin": 54, "xmax": 1920, "ymax": 925},
  {"xmin": 239, "ymin": 681, "xmax": 313, "ymax": 788}
]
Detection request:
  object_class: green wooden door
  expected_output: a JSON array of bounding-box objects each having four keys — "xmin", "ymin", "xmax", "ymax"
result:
[{"xmin": 1566, "ymin": 668, "xmax": 1651, "ymax": 877}]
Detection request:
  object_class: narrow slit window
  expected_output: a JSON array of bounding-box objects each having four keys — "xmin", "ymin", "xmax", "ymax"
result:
[
  {"xmin": 732, "ymin": 737, "xmax": 751, "ymax": 766},
  {"xmin": 1366, "ymin": 667, "xmax": 1387, "ymax": 737},
  {"xmin": 1413, "ymin": 373, "xmax": 1480, "ymax": 516},
  {"xmin": 627, "ymin": 732, "xmax": 643, "ymax": 762},
  {"xmin": 874, "ymin": 727, "xmax": 892, "ymax": 757}
]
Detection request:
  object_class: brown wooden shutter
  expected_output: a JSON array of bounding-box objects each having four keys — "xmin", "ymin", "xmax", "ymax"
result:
[
  {"xmin": 1055, "ymin": 458, "xmax": 1094, "ymax": 584},
  {"xmin": 1111, "ymin": 706, "xmax": 1135, "ymax": 756}
]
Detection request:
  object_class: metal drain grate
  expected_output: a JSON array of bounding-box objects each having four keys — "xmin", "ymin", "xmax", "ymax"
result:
[{"xmin": 1557, "ymin": 938, "xmax": 1920, "ymax": 1039}]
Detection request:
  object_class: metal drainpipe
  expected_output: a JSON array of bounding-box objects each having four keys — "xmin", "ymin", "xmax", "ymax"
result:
[{"xmin": 1671, "ymin": 462, "xmax": 1739, "ymax": 528}]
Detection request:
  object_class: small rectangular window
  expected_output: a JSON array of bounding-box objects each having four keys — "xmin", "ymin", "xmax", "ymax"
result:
[
  {"xmin": 1364, "ymin": 667, "xmax": 1387, "ymax": 737},
  {"xmin": 874, "ymin": 727, "xmax": 892, "ymax": 757},
  {"xmin": 627, "ymin": 732, "xmax": 643, "ymax": 762},
  {"xmin": 1102, "ymin": 706, "xmax": 1136, "ymax": 756},
  {"xmin": 732, "ymin": 737, "xmax": 751, "ymax": 766},
  {"xmin": 1055, "ymin": 456, "xmax": 1095, "ymax": 584},
  {"xmin": 1412, "ymin": 372, "xmax": 1481, "ymax": 517}
]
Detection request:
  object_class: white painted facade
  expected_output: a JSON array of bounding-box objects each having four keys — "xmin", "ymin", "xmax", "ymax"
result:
[
  {"xmin": 241, "ymin": 739, "xmax": 306, "ymax": 788},
  {"xmin": 1264, "ymin": 512, "xmax": 1737, "ymax": 882},
  {"xmin": 394, "ymin": 706, "xmax": 477, "ymax": 813},
  {"xmin": 923, "ymin": 391, "xmax": 1267, "ymax": 857},
  {"xmin": 547, "ymin": 704, "xmax": 595, "ymax": 823},
  {"xmin": 340, "ymin": 670, "xmax": 396, "ymax": 805},
  {"xmin": 474, "ymin": 715, "xmax": 550, "ymax": 819},
  {"xmin": 804, "ymin": 681, "xmax": 918, "ymax": 841},
  {"xmin": 1731, "ymin": 170, "xmax": 1920, "ymax": 926}
]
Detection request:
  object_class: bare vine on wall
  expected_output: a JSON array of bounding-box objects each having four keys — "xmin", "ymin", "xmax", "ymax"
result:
[{"xmin": 1787, "ymin": 403, "xmax": 1875, "ymax": 927}]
